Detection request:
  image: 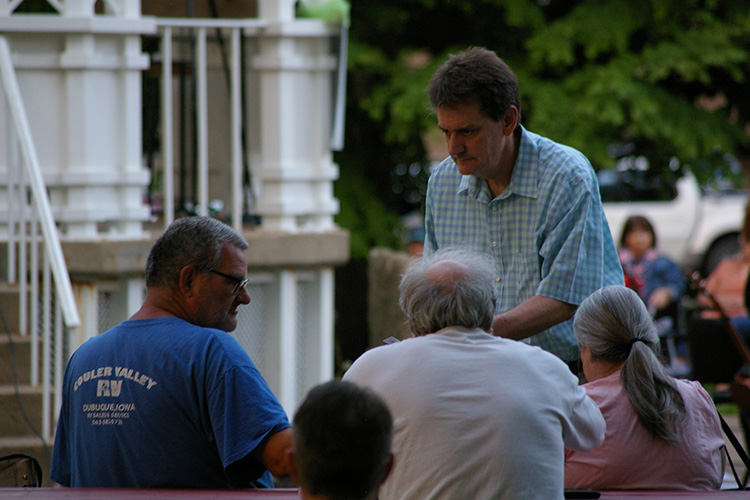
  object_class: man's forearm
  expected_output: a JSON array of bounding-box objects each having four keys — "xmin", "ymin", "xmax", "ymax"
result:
[{"xmin": 492, "ymin": 296, "xmax": 576, "ymax": 341}]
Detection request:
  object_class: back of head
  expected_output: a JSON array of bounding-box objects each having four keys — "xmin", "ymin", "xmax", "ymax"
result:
[
  {"xmin": 428, "ymin": 46, "xmax": 521, "ymax": 123},
  {"xmin": 574, "ymin": 285, "xmax": 685, "ymax": 442},
  {"xmin": 399, "ymin": 247, "xmax": 496, "ymax": 335},
  {"xmin": 293, "ymin": 381, "xmax": 393, "ymax": 500},
  {"xmin": 145, "ymin": 216, "xmax": 248, "ymax": 289}
]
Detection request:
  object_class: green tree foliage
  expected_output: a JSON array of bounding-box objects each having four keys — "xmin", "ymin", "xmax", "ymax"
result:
[{"xmin": 342, "ymin": 0, "xmax": 750, "ymax": 210}]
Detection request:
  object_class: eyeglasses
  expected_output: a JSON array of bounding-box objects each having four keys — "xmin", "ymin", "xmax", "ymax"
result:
[{"xmin": 210, "ymin": 269, "xmax": 249, "ymax": 295}]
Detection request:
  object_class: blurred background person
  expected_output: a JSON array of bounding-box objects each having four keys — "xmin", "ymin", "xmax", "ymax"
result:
[
  {"xmin": 619, "ymin": 215, "xmax": 685, "ymax": 318},
  {"xmin": 565, "ymin": 285, "xmax": 724, "ymax": 491},
  {"xmin": 699, "ymin": 201, "xmax": 750, "ymax": 331}
]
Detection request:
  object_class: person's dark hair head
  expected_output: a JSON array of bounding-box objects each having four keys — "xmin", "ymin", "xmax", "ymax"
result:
[
  {"xmin": 399, "ymin": 247, "xmax": 496, "ymax": 335},
  {"xmin": 620, "ymin": 215, "xmax": 657, "ymax": 249},
  {"xmin": 428, "ymin": 46, "xmax": 521, "ymax": 124},
  {"xmin": 292, "ymin": 381, "xmax": 393, "ymax": 500},
  {"xmin": 574, "ymin": 285, "xmax": 685, "ymax": 442},
  {"xmin": 145, "ymin": 216, "xmax": 248, "ymax": 289}
]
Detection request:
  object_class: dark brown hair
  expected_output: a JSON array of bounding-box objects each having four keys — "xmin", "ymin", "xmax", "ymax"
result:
[{"xmin": 428, "ymin": 47, "xmax": 521, "ymax": 124}]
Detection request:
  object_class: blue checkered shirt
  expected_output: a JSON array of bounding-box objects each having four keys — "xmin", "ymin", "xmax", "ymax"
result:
[{"xmin": 423, "ymin": 126, "xmax": 624, "ymax": 361}]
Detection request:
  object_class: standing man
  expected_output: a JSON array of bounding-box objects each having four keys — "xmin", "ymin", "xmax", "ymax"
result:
[
  {"xmin": 51, "ymin": 216, "xmax": 291, "ymax": 488},
  {"xmin": 287, "ymin": 380, "xmax": 393, "ymax": 500},
  {"xmin": 424, "ymin": 47, "xmax": 623, "ymax": 363},
  {"xmin": 344, "ymin": 248, "xmax": 605, "ymax": 500}
]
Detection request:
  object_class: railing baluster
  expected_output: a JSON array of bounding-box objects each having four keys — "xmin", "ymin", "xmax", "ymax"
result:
[
  {"xmin": 42, "ymin": 251, "xmax": 51, "ymax": 440},
  {"xmin": 196, "ymin": 27, "xmax": 209, "ymax": 217},
  {"xmin": 54, "ymin": 296, "xmax": 64, "ymax": 431},
  {"xmin": 161, "ymin": 26, "xmax": 174, "ymax": 228},
  {"xmin": 7, "ymin": 125, "xmax": 17, "ymax": 284},
  {"xmin": 30, "ymin": 200, "xmax": 38, "ymax": 385},
  {"xmin": 18, "ymin": 185, "xmax": 27, "ymax": 335},
  {"xmin": 230, "ymin": 27, "xmax": 242, "ymax": 232}
]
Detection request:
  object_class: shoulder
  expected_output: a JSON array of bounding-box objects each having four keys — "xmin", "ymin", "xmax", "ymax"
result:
[
  {"xmin": 501, "ymin": 339, "xmax": 579, "ymax": 380},
  {"xmin": 524, "ymin": 129, "xmax": 593, "ymax": 175},
  {"xmin": 582, "ymin": 372, "xmax": 623, "ymax": 400},
  {"xmin": 521, "ymin": 131, "xmax": 598, "ymax": 202},
  {"xmin": 349, "ymin": 338, "xmax": 417, "ymax": 365},
  {"xmin": 343, "ymin": 342, "xmax": 404, "ymax": 382},
  {"xmin": 673, "ymin": 378, "xmax": 715, "ymax": 407},
  {"xmin": 136, "ymin": 317, "xmax": 254, "ymax": 366}
]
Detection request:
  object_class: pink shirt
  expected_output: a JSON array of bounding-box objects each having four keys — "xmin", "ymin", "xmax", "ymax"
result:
[{"xmin": 564, "ymin": 371, "xmax": 724, "ymax": 490}]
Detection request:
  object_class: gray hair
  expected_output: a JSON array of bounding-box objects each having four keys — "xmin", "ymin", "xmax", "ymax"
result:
[
  {"xmin": 399, "ymin": 247, "xmax": 496, "ymax": 335},
  {"xmin": 145, "ymin": 216, "xmax": 248, "ymax": 289},
  {"xmin": 574, "ymin": 285, "xmax": 685, "ymax": 443}
]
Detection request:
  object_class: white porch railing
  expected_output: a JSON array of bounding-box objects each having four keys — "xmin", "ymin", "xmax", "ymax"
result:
[
  {"xmin": 152, "ymin": 17, "xmax": 346, "ymax": 233},
  {"xmin": 0, "ymin": 35, "xmax": 81, "ymax": 441}
]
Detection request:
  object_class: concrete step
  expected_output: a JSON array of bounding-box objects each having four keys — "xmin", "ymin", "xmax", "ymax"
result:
[
  {"xmin": 0, "ymin": 333, "xmax": 38, "ymax": 385},
  {"xmin": 0, "ymin": 385, "xmax": 50, "ymax": 438},
  {"xmin": 0, "ymin": 436, "xmax": 53, "ymax": 486}
]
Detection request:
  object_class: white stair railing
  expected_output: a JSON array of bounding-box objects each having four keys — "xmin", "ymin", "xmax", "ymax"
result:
[{"xmin": 0, "ymin": 35, "xmax": 81, "ymax": 440}]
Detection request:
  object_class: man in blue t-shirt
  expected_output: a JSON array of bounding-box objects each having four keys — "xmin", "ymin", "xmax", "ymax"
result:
[{"xmin": 51, "ymin": 216, "xmax": 292, "ymax": 488}]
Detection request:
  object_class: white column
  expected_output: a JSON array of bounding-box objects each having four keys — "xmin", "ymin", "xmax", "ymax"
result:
[
  {"xmin": 316, "ymin": 268, "xmax": 335, "ymax": 380},
  {"xmin": 125, "ymin": 278, "xmax": 145, "ymax": 317},
  {"xmin": 0, "ymin": 13, "xmax": 154, "ymax": 239},
  {"xmin": 250, "ymin": 20, "xmax": 340, "ymax": 232},
  {"xmin": 71, "ymin": 282, "xmax": 99, "ymax": 351},
  {"xmin": 258, "ymin": 0, "xmax": 295, "ymax": 22},
  {"xmin": 277, "ymin": 269, "xmax": 297, "ymax": 415}
]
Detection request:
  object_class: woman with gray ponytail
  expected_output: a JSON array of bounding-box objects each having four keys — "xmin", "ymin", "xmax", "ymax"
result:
[{"xmin": 565, "ymin": 285, "xmax": 724, "ymax": 490}]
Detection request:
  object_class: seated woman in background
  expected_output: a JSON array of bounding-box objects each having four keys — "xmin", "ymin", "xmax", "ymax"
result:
[
  {"xmin": 698, "ymin": 201, "xmax": 750, "ymax": 327},
  {"xmin": 565, "ymin": 285, "xmax": 724, "ymax": 491},
  {"xmin": 618, "ymin": 215, "xmax": 685, "ymax": 317}
]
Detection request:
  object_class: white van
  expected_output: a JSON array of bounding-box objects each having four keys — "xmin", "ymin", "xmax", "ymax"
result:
[{"xmin": 599, "ymin": 167, "xmax": 747, "ymax": 275}]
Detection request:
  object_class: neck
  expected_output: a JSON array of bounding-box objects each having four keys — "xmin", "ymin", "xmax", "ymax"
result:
[
  {"xmin": 128, "ymin": 288, "xmax": 184, "ymax": 322},
  {"xmin": 585, "ymin": 358, "xmax": 622, "ymax": 382}
]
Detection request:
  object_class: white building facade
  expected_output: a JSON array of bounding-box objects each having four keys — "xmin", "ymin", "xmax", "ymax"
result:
[{"xmin": 0, "ymin": 0, "xmax": 348, "ymax": 458}]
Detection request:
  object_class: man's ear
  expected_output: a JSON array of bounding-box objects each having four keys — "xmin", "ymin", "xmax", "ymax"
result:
[
  {"xmin": 178, "ymin": 266, "xmax": 197, "ymax": 297},
  {"xmin": 502, "ymin": 106, "xmax": 518, "ymax": 136}
]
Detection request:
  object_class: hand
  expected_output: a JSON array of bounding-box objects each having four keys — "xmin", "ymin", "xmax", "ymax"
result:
[{"xmin": 647, "ymin": 288, "xmax": 672, "ymax": 312}]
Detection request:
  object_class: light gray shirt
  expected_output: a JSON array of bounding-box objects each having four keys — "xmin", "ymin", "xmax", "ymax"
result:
[{"xmin": 344, "ymin": 327, "xmax": 605, "ymax": 500}]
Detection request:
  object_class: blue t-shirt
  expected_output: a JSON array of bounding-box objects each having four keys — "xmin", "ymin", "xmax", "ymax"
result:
[{"xmin": 50, "ymin": 317, "xmax": 290, "ymax": 488}]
